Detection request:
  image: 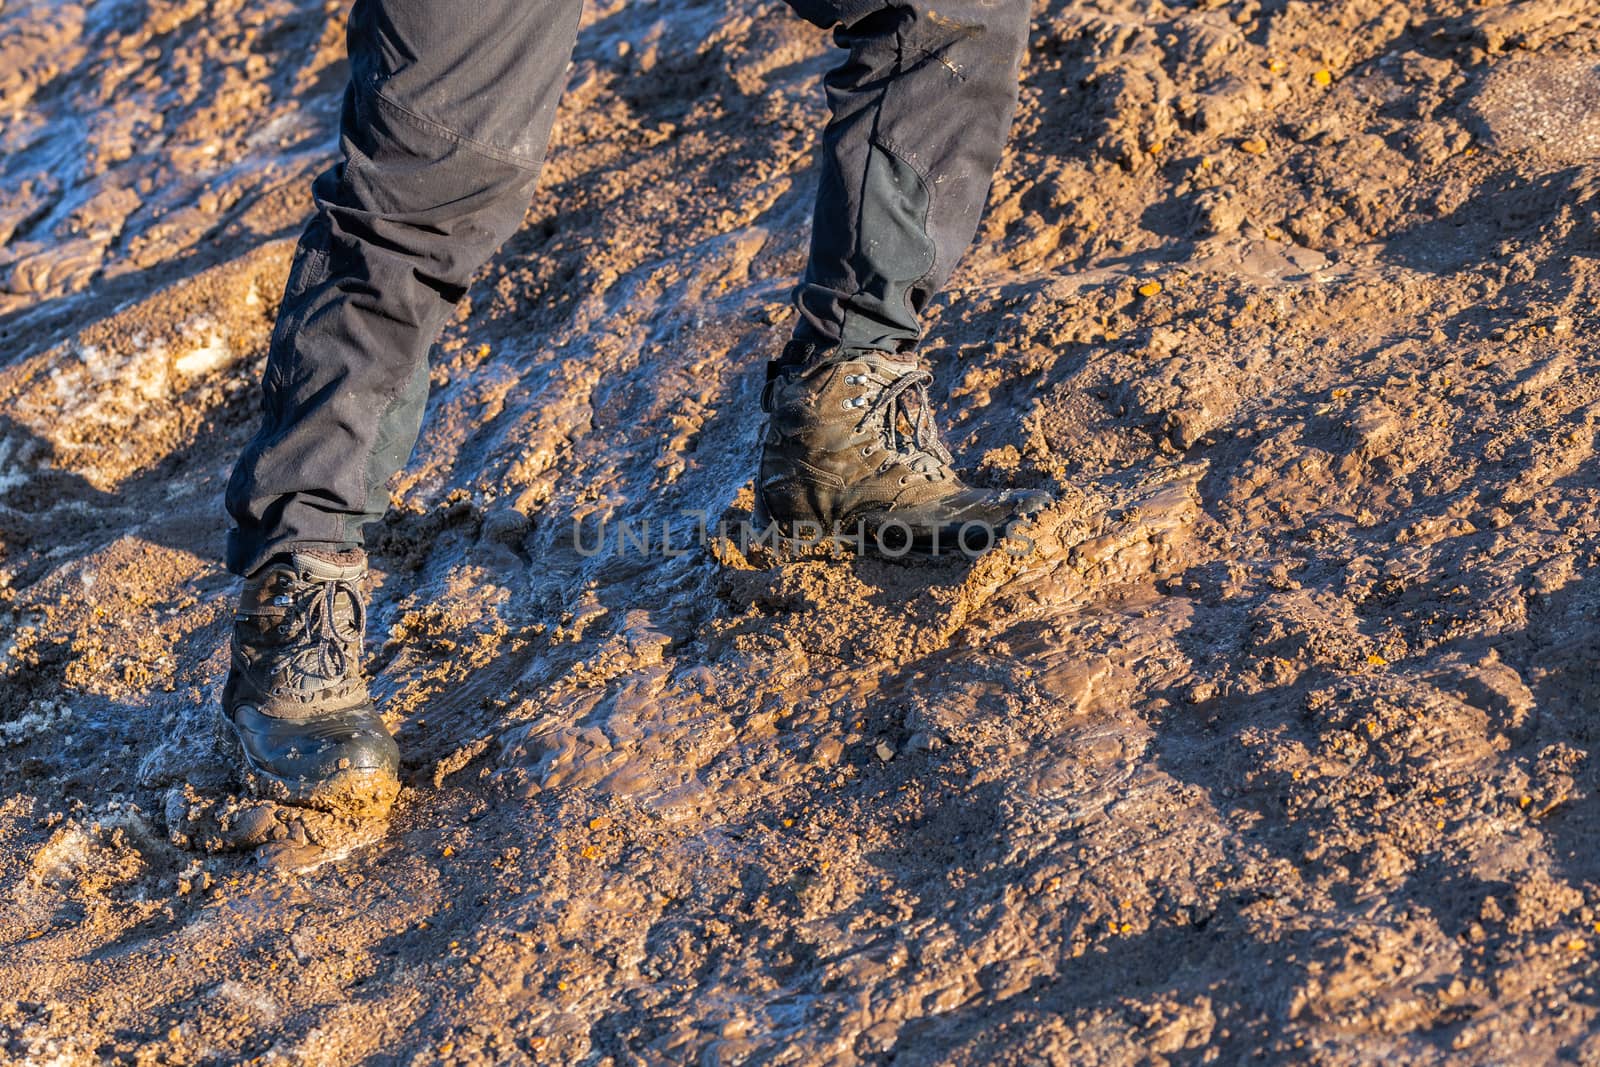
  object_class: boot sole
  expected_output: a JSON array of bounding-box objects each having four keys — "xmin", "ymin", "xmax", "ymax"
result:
[{"xmin": 218, "ymin": 711, "xmax": 401, "ymax": 819}]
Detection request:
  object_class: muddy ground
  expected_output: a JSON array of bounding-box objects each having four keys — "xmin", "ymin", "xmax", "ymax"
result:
[{"xmin": 2, "ymin": 0, "xmax": 1600, "ymax": 1062}]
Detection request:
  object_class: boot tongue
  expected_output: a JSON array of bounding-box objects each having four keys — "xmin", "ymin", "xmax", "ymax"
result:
[
  {"xmin": 813, "ymin": 347, "xmax": 916, "ymax": 375},
  {"xmin": 854, "ymin": 350, "xmax": 917, "ymax": 370},
  {"xmin": 289, "ymin": 549, "xmax": 367, "ymax": 583}
]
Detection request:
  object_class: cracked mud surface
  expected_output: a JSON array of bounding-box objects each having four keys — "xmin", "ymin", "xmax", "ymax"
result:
[{"xmin": 3, "ymin": 0, "xmax": 1600, "ymax": 1062}]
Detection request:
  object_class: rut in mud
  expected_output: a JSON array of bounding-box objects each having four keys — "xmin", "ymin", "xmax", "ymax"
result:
[{"xmin": 4, "ymin": 0, "xmax": 1600, "ymax": 1062}]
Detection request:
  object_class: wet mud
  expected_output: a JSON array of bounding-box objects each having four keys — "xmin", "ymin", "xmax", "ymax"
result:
[{"xmin": 3, "ymin": 0, "xmax": 1600, "ymax": 1062}]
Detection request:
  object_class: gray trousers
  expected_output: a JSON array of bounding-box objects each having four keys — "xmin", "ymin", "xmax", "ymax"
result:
[{"xmin": 225, "ymin": 0, "xmax": 1030, "ymax": 575}]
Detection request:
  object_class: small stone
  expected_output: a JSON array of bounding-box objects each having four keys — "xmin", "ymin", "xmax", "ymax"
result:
[
  {"xmin": 813, "ymin": 738, "xmax": 844, "ymax": 766},
  {"xmin": 481, "ymin": 507, "xmax": 531, "ymax": 547}
]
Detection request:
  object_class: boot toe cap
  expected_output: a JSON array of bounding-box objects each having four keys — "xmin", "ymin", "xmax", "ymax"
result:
[{"xmin": 229, "ymin": 703, "xmax": 400, "ymax": 811}]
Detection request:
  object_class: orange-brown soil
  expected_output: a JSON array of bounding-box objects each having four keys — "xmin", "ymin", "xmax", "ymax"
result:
[{"xmin": 3, "ymin": 0, "xmax": 1600, "ymax": 1062}]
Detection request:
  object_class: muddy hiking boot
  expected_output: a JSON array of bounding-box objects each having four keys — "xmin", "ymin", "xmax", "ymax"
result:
[
  {"xmin": 756, "ymin": 348, "xmax": 1048, "ymax": 555},
  {"xmin": 221, "ymin": 549, "xmax": 400, "ymax": 817}
]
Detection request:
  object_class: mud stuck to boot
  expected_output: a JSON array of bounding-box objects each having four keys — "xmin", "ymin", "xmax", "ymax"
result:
[
  {"xmin": 221, "ymin": 549, "xmax": 400, "ymax": 818},
  {"xmin": 756, "ymin": 349, "xmax": 1048, "ymax": 555}
]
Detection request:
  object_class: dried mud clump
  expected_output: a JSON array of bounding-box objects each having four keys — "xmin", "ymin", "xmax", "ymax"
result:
[{"xmin": 4, "ymin": 0, "xmax": 1600, "ymax": 1062}]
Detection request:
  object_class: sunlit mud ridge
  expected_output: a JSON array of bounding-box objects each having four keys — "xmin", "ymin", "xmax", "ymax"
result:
[{"xmin": 4, "ymin": 0, "xmax": 1600, "ymax": 1062}]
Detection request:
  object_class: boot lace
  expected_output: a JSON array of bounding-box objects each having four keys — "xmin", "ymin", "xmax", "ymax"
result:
[
  {"xmin": 275, "ymin": 575, "xmax": 365, "ymax": 680},
  {"xmin": 853, "ymin": 364, "xmax": 954, "ymax": 476}
]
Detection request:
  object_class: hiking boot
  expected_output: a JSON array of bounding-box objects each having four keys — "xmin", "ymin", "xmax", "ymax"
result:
[
  {"xmin": 221, "ymin": 549, "xmax": 400, "ymax": 817},
  {"xmin": 756, "ymin": 348, "xmax": 1048, "ymax": 554}
]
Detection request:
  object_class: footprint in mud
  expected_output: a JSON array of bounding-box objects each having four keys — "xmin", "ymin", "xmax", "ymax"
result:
[
  {"xmin": 141, "ymin": 696, "xmax": 391, "ymax": 869},
  {"xmin": 163, "ymin": 786, "xmax": 388, "ymax": 872}
]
